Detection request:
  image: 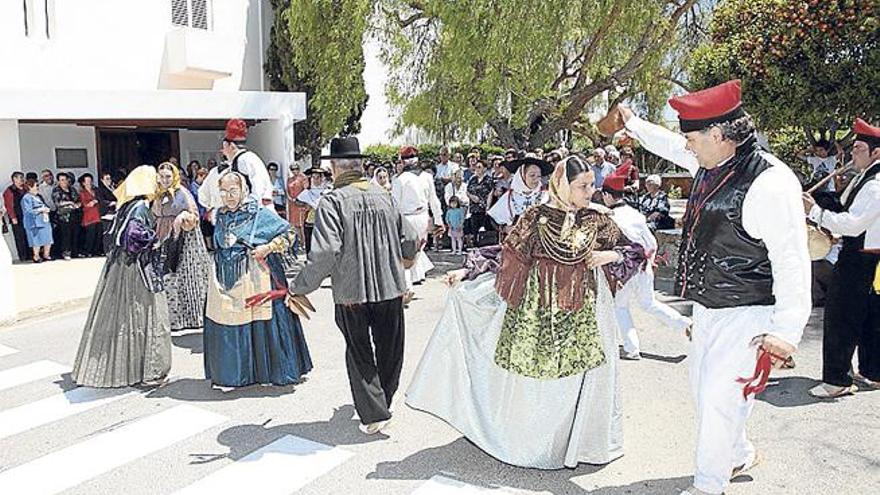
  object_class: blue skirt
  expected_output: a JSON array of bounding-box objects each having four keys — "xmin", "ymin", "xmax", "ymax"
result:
[
  {"xmin": 203, "ymin": 299, "xmax": 312, "ymax": 387},
  {"xmin": 26, "ymin": 225, "xmax": 53, "ymax": 248}
]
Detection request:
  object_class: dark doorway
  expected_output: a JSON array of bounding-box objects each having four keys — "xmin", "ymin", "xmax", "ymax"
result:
[{"xmin": 97, "ymin": 129, "xmax": 180, "ymax": 180}]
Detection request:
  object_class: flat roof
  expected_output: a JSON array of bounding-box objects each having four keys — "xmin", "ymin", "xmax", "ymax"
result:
[{"xmin": 0, "ymin": 90, "xmax": 306, "ymax": 121}]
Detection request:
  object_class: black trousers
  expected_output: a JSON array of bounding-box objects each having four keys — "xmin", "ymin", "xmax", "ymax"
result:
[
  {"xmin": 822, "ymin": 248, "xmax": 880, "ymax": 386},
  {"xmin": 56, "ymin": 219, "xmax": 76, "ymax": 256},
  {"xmin": 811, "ymin": 260, "xmax": 834, "ymax": 307},
  {"xmin": 81, "ymin": 223, "xmax": 101, "ymax": 256},
  {"xmin": 304, "ymin": 224, "xmax": 314, "ymax": 254},
  {"xmin": 11, "ymin": 221, "xmax": 30, "ymax": 261},
  {"xmin": 465, "ymin": 212, "xmax": 495, "ymax": 236},
  {"xmin": 334, "ymin": 297, "xmax": 405, "ymax": 424}
]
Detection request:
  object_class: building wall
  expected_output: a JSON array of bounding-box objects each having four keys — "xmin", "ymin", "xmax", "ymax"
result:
[
  {"xmin": 17, "ymin": 124, "xmax": 98, "ymax": 177},
  {"xmin": 0, "ymin": 0, "xmax": 268, "ymax": 91},
  {"xmin": 178, "ymin": 129, "xmax": 223, "ymax": 167}
]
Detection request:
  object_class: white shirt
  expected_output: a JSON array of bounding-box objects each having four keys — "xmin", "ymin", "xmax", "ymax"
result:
[
  {"xmin": 391, "ymin": 171, "xmax": 444, "ymax": 226},
  {"xmin": 806, "ymin": 155, "xmax": 839, "ymax": 192},
  {"xmin": 809, "ymin": 160, "xmax": 880, "ymax": 251},
  {"xmin": 198, "ymin": 150, "xmax": 274, "ymax": 210},
  {"xmin": 444, "ymin": 181, "xmax": 469, "ymax": 207},
  {"xmin": 609, "ymin": 203, "xmax": 658, "ymax": 258},
  {"xmin": 436, "ymin": 161, "xmax": 460, "ymax": 180},
  {"xmin": 296, "ymin": 186, "xmax": 329, "ymax": 209},
  {"xmin": 625, "ymin": 116, "xmax": 812, "ymax": 347}
]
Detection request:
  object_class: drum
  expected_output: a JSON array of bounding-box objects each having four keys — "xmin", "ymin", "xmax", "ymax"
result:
[{"xmin": 807, "ymin": 224, "xmax": 833, "ymax": 261}]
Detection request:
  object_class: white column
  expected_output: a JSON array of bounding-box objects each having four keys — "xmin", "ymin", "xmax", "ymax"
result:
[{"xmin": 0, "ymin": 119, "xmax": 22, "ymax": 256}]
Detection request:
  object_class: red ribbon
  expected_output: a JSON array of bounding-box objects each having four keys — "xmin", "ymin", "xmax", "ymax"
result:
[
  {"xmin": 736, "ymin": 348, "xmax": 786, "ymax": 400},
  {"xmin": 244, "ymin": 257, "xmax": 289, "ymax": 309}
]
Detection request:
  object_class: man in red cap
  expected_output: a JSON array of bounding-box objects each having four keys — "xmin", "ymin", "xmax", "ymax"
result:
[
  {"xmin": 198, "ymin": 119, "xmax": 274, "ymax": 213},
  {"xmin": 391, "ymin": 145, "xmax": 444, "ymax": 303},
  {"xmin": 601, "ymin": 176, "xmax": 692, "ymax": 361},
  {"xmin": 803, "ymin": 118, "xmax": 880, "ymax": 398},
  {"xmin": 602, "ymin": 175, "xmax": 691, "ymax": 361},
  {"xmin": 617, "ymin": 80, "xmax": 812, "ymax": 495}
]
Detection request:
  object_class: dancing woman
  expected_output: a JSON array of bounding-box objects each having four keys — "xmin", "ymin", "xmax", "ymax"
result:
[
  {"xmin": 73, "ymin": 165, "xmax": 171, "ymax": 388},
  {"xmin": 407, "ymin": 156, "xmax": 645, "ymax": 469},
  {"xmin": 152, "ymin": 162, "xmax": 210, "ymax": 331},
  {"xmin": 203, "ymin": 172, "xmax": 312, "ymax": 390}
]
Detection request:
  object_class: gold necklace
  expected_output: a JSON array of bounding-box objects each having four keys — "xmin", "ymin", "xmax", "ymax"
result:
[{"xmin": 536, "ymin": 212, "xmax": 596, "ymax": 265}]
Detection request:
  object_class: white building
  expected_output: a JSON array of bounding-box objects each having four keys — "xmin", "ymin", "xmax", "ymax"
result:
[{"xmin": 0, "ymin": 0, "xmax": 305, "ymax": 186}]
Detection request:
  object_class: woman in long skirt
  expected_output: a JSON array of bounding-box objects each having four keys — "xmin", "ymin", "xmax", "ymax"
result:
[
  {"xmin": 203, "ymin": 172, "xmax": 312, "ymax": 390},
  {"xmin": 72, "ymin": 165, "xmax": 171, "ymax": 388},
  {"xmin": 153, "ymin": 162, "xmax": 210, "ymax": 331},
  {"xmin": 407, "ymin": 156, "xmax": 646, "ymax": 469}
]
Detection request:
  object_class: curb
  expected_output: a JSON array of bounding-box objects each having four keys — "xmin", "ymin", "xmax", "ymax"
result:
[{"xmin": 0, "ymin": 297, "xmax": 92, "ymax": 329}]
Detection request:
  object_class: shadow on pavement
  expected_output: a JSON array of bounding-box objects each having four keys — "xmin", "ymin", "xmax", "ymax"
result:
[
  {"xmin": 638, "ymin": 352, "xmax": 688, "ymax": 364},
  {"xmin": 145, "ymin": 377, "xmax": 298, "ymax": 402},
  {"xmin": 588, "ymin": 475, "xmax": 694, "ymax": 494},
  {"xmin": 190, "ymin": 405, "xmax": 385, "ymax": 466},
  {"xmin": 757, "ymin": 376, "xmax": 825, "ymax": 407},
  {"xmin": 366, "ymin": 436, "xmax": 625, "ymax": 494},
  {"xmin": 52, "ymin": 372, "xmax": 77, "ymax": 392},
  {"xmin": 172, "ymin": 332, "xmax": 204, "ymax": 355}
]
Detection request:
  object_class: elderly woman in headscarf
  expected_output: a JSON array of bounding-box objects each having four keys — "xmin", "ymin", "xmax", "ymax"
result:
[
  {"xmin": 407, "ymin": 156, "xmax": 646, "ymax": 469},
  {"xmin": 487, "ymin": 156, "xmax": 552, "ymax": 229},
  {"xmin": 371, "ymin": 166, "xmax": 393, "ymax": 192},
  {"xmin": 73, "ymin": 165, "xmax": 172, "ymax": 388},
  {"xmin": 203, "ymin": 172, "xmax": 312, "ymax": 391},
  {"xmin": 152, "ymin": 162, "xmax": 210, "ymax": 331}
]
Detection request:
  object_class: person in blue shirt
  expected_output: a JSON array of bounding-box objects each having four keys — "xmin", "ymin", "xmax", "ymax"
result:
[
  {"xmin": 445, "ymin": 195, "xmax": 466, "ymax": 255},
  {"xmin": 20, "ymin": 179, "xmax": 54, "ymax": 263}
]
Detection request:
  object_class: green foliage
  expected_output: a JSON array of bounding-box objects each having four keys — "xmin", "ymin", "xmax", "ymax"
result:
[
  {"xmin": 689, "ymin": 0, "xmax": 880, "ymax": 131},
  {"xmin": 765, "ymin": 127, "xmax": 810, "ymax": 175},
  {"xmin": 267, "ymin": 0, "xmax": 369, "ymax": 160},
  {"xmin": 375, "ymin": 0, "xmax": 702, "ymax": 147}
]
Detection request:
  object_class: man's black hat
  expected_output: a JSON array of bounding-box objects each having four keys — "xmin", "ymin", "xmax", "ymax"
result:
[
  {"xmin": 503, "ymin": 157, "xmax": 554, "ymax": 176},
  {"xmin": 321, "ymin": 136, "xmax": 368, "ymax": 159}
]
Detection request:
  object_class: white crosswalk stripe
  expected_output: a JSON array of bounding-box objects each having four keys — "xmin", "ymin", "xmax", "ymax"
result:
[
  {"xmin": 411, "ymin": 476, "xmax": 519, "ymax": 495},
  {"xmin": 173, "ymin": 434, "xmax": 353, "ymax": 495},
  {"xmin": 0, "ymin": 344, "xmax": 18, "ymax": 357},
  {"xmin": 0, "ymin": 360, "xmax": 70, "ymax": 392},
  {"xmin": 0, "ymin": 386, "xmax": 139, "ymax": 441},
  {"xmin": 0, "ymin": 404, "xmax": 228, "ymax": 495}
]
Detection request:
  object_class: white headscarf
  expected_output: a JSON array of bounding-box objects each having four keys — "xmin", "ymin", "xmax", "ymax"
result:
[{"xmin": 487, "ymin": 164, "xmax": 547, "ymax": 225}]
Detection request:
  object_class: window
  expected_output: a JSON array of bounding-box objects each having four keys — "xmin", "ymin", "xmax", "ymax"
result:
[
  {"xmin": 55, "ymin": 148, "xmax": 89, "ymax": 169},
  {"xmin": 22, "ymin": 0, "xmax": 53, "ymax": 38},
  {"xmin": 171, "ymin": 0, "xmax": 211, "ymax": 30}
]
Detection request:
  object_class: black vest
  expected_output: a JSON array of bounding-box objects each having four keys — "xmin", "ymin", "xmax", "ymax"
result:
[
  {"xmin": 675, "ymin": 137, "xmax": 775, "ymax": 308},
  {"xmin": 840, "ymin": 160, "xmax": 880, "ymax": 253},
  {"xmin": 219, "ymin": 150, "xmax": 254, "ymax": 191}
]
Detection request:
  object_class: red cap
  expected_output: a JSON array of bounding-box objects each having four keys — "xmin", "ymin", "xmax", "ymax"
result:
[
  {"xmin": 853, "ymin": 118, "xmax": 880, "ymax": 148},
  {"xmin": 668, "ymin": 80, "xmax": 744, "ymax": 133},
  {"xmin": 602, "ymin": 176, "xmax": 626, "ymax": 193},
  {"xmin": 224, "ymin": 119, "xmax": 248, "ymax": 142},
  {"xmin": 399, "ymin": 146, "xmax": 419, "ymax": 159}
]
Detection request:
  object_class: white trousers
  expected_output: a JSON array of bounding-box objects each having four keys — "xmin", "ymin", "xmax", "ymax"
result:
[
  {"xmin": 613, "ymin": 270, "xmax": 691, "ymax": 353},
  {"xmin": 403, "ymin": 212, "xmax": 431, "ymax": 290},
  {"xmin": 689, "ymin": 303, "xmax": 772, "ymax": 494}
]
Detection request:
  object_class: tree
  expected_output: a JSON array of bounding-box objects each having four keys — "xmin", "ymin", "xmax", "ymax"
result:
[
  {"xmin": 376, "ymin": 0, "xmax": 704, "ymax": 148},
  {"xmin": 265, "ymin": 0, "xmax": 368, "ymax": 163},
  {"xmin": 688, "ymin": 0, "xmax": 880, "ymax": 137}
]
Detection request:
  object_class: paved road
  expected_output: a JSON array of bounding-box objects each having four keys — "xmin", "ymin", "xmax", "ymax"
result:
[{"xmin": 0, "ymin": 259, "xmax": 878, "ymax": 494}]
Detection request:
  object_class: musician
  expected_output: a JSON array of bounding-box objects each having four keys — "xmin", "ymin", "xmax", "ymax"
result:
[
  {"xmin": 617, "ymin": 79, "xmax": 811, "ymax": 495},
  {"xmin": 804, "ymin": 118, "xmax": 880, "ymax": 398}
]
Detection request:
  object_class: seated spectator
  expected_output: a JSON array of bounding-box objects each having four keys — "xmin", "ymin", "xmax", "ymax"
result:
[{"xmin": 638, "ymin": 174, "xmax": 675, "ymax": 230}]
